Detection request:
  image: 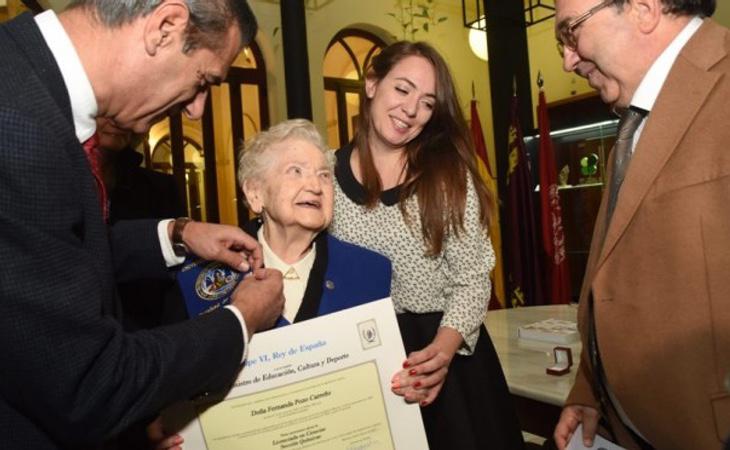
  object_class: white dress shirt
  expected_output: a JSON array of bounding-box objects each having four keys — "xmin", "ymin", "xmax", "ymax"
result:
[
  {"xmin": 629, "ymin": 16, "xmax": 703, "ymax": 153},
  {"xmin": 259, "ymin": 228, "xmax": 316, "ymax": 323}
]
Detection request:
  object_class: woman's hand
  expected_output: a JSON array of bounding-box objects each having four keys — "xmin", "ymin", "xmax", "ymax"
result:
[
  {"xmin": 390, "ymin": 327, "xmax": 463, "ymax": 406},
  {"xmin": 147, "ymin": 416, "xmax": 184, "ymax": 450}
]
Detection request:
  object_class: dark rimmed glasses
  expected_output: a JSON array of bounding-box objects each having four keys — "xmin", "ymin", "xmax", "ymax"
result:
[{"xmin": 556, "ymin": 0, "xmax": 615, "ymax": 57}]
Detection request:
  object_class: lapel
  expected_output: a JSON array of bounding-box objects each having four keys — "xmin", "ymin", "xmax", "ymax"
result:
[
  {"xmin": 2, "ymin": 14, "xmax": 117, "ymax": 309},
  {"xmin": 579, "ymin": 172, "xmax": 611, "ymax": 302},
  {"xmin": 5, "ymin": 13, "xmax": 109, "ymax": 227},
  {"xmin": 293, "ymin": 232, "xmax": 328, "ymax": 323},
  {"xmin": 596, "ymin": 19, "xmax": 727, "ymax": 270}
]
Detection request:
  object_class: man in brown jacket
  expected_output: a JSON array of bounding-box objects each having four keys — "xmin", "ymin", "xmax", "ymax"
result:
[{"xmin": 552, "ymin": 0, "xmax": 729, "ymax": 449}]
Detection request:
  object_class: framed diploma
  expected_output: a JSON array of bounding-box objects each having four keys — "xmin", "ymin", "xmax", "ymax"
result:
[{"xmin": 163, "ymin": 298, "xmax": 428, "ymax": 450}]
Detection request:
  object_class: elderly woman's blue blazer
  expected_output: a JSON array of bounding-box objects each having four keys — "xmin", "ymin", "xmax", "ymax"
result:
[{"xmin": 275, "ymin": 231, "xmax": 392, "ymax": 327}]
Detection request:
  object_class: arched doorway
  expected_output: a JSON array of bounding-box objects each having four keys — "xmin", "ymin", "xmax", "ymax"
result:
[{"xmin": 323, "ymin": 29, "xmax": 385, "ymax": 149}]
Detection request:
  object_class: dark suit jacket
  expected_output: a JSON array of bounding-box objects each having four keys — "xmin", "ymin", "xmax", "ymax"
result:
[
  {"xmin": 567, "ymin": 19, "xmax": 730, "ymax": 450},
  {"xmin": 0, "ymin": 13, "xmax": 244, "ymax": 449},
  {"xmin": 106, "ymin": 147, "xmax": 185, "ymax": 225},
  {"xmin": 105, "ymin": 147, "xmax": 185, "ymax": 331}
]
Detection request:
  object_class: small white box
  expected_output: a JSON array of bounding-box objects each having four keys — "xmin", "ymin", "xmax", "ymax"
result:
[{"xmin": 517, "ymin": 318, "xmax": 579, "ymax": 344}]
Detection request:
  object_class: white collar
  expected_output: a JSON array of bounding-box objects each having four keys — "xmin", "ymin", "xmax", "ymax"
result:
[
  {"xmin": 631, "ymin": 16, "xmax": 703, "ymax": 112},
  {"xmin": 34, "ymin": 10, "xmax": 97, "ymax": 143},
  {"xmin": 258, "ymin": 228, "xmax": 317, "ymax": 280}
]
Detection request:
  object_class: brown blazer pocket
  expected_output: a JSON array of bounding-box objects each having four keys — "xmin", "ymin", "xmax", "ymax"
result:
[{"xmin": 652, "ymin": 170, "xmax": 730, "ymax": 200}]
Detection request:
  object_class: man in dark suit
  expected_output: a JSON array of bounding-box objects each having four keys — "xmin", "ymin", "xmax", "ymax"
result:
[
  {"xmin": 0, "ymin": 1, "xmax": 284, "ymax": 448},
  {"xmin": 552, "ymin": 1, "xmax": 729, "ymax": 449}
]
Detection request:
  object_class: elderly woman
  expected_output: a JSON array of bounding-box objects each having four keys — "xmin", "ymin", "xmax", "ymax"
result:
[
  {"xmin": 169, "ymin": 118, "xmax": 391, "ymax": 327},
  {"xmin": 152, "ymin": 119, "xmax": 392, "ymax": 449},
  {"xmin": 236, "ymin": 118, "xmax": 392, "ymax": 324}
]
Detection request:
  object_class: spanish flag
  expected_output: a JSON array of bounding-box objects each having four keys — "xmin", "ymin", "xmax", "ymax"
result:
[{"xmin": 470, "ymin": 100, "xmax": 505, "ymax": 309}]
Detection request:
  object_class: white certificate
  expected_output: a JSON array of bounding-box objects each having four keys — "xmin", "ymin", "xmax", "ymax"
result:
[
  {"xmin": 163, "ymin": 298, "xmax": 428, "ymax": 450},
  {"xmin": 567, "ymin": 424, "xmax": 627, "ymax": 450}
]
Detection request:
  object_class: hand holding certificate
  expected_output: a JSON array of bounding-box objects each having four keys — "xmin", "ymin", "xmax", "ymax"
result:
[
  {"xmin": 162, "ymin": 298, "xmax": 428, "ymax": 450},
  {"xmin": 567, "ymin": 424, "xmax": 626, "ymax": 450}
]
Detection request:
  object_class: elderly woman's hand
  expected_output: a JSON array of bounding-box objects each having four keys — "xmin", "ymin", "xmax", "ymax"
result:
[{"xmin": 390, "ymin": 327, "xmax": 463, "ymax": 406}]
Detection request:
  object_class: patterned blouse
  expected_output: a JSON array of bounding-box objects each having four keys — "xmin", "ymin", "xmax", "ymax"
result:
[{"xmin": 330, "ymin": 144, "xmax": 495, "ymax": 353}]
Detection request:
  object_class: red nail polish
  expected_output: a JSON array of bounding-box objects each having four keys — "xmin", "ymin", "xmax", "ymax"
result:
[
  {"xmin": 414, "ymin": 381, "xmax": 421, "ymax": 388},
  {"xmin": 402, "ymin": 361, "xmax": 410, "ymax": 369},
  {"xmin": 408, "ymin": 369, "xmax": 417, "ymax": 376}
]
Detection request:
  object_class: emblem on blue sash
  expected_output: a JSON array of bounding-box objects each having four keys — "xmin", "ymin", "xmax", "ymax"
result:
[{"xmin": 177, "ymin": 257, "xmax": 243, "ymax": 316}]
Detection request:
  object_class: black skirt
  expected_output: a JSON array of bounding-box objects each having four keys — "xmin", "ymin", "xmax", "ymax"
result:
[{"xmin": 397, "ymin": 312, "xmax": 525, "ymax": 450}]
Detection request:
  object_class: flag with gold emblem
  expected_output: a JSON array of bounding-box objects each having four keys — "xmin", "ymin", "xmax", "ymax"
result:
[{"xmin": 504, "ymin": 95, "xmax": 544, "ymax": 307}]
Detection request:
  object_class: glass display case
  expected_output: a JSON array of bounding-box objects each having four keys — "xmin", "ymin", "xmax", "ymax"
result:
[
  {"xmin": 525, "ymin": 119, "xmax": 618, "ymax": 188},
  {"xmin": 523, "ymin": 119, "xmax": 618, "ymax": 300}
]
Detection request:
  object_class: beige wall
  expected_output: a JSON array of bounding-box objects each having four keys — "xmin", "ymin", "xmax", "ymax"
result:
[
  {"xmin": 715, "ymin": 1, "xmax": 730, "ymax": 27},
  {"xmin": 251, "ymin": 0, "xmax": 730, "ymax": 156},
  {"xmin": 39, "ymin": 0, "xmax": 730, "ymax": 155}
]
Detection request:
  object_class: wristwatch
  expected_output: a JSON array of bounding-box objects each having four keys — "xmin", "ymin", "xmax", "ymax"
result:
[{"xmin": 172, "ymin": 217, "xmax": 192, "ymax": 257}]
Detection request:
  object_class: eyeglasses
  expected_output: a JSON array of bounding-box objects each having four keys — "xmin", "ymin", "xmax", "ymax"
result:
[{"xmin": 556, "ymin": 0, "xmax": 614, "ymax": 57}]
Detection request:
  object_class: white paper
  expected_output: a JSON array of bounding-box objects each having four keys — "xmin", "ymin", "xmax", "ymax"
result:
[
  {"xmin": 163, "ymin": 298, "xmax": 428, "ymax": 450},
  {"xmin": 567, "ymin": 424, "xmax": 626, "ymax": 450}
]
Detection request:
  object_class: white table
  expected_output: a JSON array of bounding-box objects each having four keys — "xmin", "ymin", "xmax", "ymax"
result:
[{"xmin": 485, "ymin": 304, "xmax": 581, "ymax": 438}]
